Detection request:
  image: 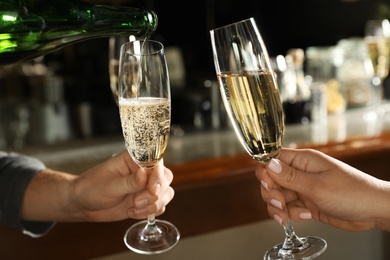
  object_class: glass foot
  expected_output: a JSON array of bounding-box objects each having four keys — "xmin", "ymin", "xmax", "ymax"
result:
[
  {"xmin": 264, "ymin": 236, "xmax": 327, "ymax": 260},
  {"xmin": 124, "ymin": 219, "xmax": 180, "ymax": 255}
]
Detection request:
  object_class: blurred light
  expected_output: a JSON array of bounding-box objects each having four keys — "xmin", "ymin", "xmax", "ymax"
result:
[
  {"xmin": 372, "ymin": 76, "xmax": 381, "ymax": 86},
  {"xmin": 382, "ymin": 19, "xmax": 390, "ymax": 38},
  {"xmin": 0, "ymin": 34, "xmax": 16, "ymax": 52},
  {"xmin": 2, "ymin": 15, "xmax": 17, "ymax": 22},
  {"xmin": 203, "ymin": 80, "xmax": 212, "ymax": 88},
  {"xmin": 276, "ymin": 55, "xmax": 286, "ymax": 72}
]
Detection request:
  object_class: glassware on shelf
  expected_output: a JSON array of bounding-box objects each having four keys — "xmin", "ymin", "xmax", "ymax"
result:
[
  {"xmin": 365, "ymin": 19, "xmax": 390, "ymax": 80},
  {"xmin": 305, "ymin": 46, "xmax": 346, "ymax": 114},
  {"xmin": 364, "ymin": 19, "xmax": 390, "ymax": 114},
  {"xmin": 337, "ymin": 38, "xmax": 375, "ymax": 109}
]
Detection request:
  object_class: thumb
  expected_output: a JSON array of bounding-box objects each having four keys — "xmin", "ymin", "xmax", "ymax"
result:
[{"xmin": 124, "ymin": 167, "xmax": 148, "ymax": 194}]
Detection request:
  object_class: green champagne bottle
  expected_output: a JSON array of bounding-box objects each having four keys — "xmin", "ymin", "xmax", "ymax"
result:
[{"xmin": 0, "ymin": 0, "xmax": 158, "ymax": 65}]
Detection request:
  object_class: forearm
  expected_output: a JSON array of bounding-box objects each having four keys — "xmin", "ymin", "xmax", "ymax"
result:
[
  {"xmin": 371, "ymin": 179, "xmax": 390, "ymax": 232},
  {"xmin": 0, "ymin": 152, "xmax": 56, "ymax": 236},
  {"xmin": 21, "ymin": 169, "xmax": 82, "ymax": 222}
]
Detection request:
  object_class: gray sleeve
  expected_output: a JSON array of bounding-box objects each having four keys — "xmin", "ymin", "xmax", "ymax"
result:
[{"xmin": 0, "ymin": 151, "xmax": 55, "ymax": 237}]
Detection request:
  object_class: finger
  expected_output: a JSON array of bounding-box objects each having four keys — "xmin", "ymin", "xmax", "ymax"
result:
[
  {"xmin": 260, "ymin": 176, "xmax": 298, "ymax": 205},
  {"xmin": 148, "ymin": 160, "xmax": 173, "ymax": 196},
  {"xmin": 266, "ymin": 157, "xmax": 318, "ymax": 195},
  {"xmin": 278, "ymin": 147, "xmax": 329, "ymax": 172},
  {"xmin": 129, "ymin": 206, "xmax": 167, "ymax": 220},
  {"xmin": 133, "ymin": 183, "xmax": 171, "ymax": 210},
  {"xmin": 280, "ymin": 187, "xmax": 299, "ymax": 204},
  {"xmin": 267, "ymin": 198, "xmax": 312, "ymax": 225},
  {"xmin": 85, "ymin": 157, "xmax": 147, "ymax": 198},
  {"xmin": 99, "ymin": 150, "xmax": 147, "ymax": 195},
  {"xmin": 256, "ymin": 164, "xmax": 276, "ymax": 191},
  {"xmin": 267, "ymin": 203, "xmax": 289, "ymax": 225},
  {"xmin": 152, "ymin": 186, "xmax": 175, "ymax": 216},
  {"xmin": 129, "ymin": 186, "xmax": 174, "ymax": 219},
  {"xmin": 117, "ymin": 150, "xmax": 141, "ymax": 176},
  {"xmin": 285, "ymin": 202, "xmax": 312, "ymax": 222},
  {"xmin": 261, "ymin": 188, "xmax": 286, "ymax": 209}
]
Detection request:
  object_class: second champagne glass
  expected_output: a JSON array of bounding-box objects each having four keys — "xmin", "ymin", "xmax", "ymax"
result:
[
  {"xmin": 364, "ymin": 19, "xmax": 390, "ymax": 112},
  {"xmin": 210, "ymin": 18, "xmax": 327, "ymax": 259},
  {"xmin": 118, "ymin": 39, "xmax": 180, "ymax": 254},
  {"xmin": 365, "ymin": 19, "xmax": 390, "ymax": 80}
]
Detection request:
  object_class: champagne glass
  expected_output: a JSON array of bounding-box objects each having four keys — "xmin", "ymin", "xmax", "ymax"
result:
[
  {"xmin": 118, "ymin": 39, "xmax": 180, "ymax": 254},
  {"xmin": 210, "ymin": 18, "xmax": 327, "ymax": 259},
  {"xmin": 364, "ymin": 19, "xmax": 390, "ymax": 111}
]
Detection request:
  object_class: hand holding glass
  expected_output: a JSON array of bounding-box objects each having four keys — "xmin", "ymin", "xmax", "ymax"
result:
[
  {"xmin": 210, "ymin": 18, "xmax": 327, "ymax": 259},
  {"xmin": 118, "ymin": 39, "xmax": 180, "ymax": 254}
]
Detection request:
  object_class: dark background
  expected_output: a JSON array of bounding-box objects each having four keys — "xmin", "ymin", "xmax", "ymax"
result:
[
  {"xmin": 65, "ymin": 0, "xmax": 381, "ymax": 88},
  {"xmin": 45, "ymin": 0, "xmax": 387, "ymax": 132},
  {"xmin": 151, "ymin": 0, "xmax": 379, "ymax": 77},
  {"xmin": 66, "ymin": 0, "xmax": 381, "ymax": 97},
  {"xmin": 1, "ymin": 0, "xmax": 387, "ymax": 140}
]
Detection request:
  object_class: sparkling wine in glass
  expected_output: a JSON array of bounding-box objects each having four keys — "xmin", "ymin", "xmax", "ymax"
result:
[
  {"xmin": 118, "ymin": 39, "xmax": 180, "ymax": 254},
  {"xmin": 210, "ymin": 17, "xmax": 327, "ymax": 259}
]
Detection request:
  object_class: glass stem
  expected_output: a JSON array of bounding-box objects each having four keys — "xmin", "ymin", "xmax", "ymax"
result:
[
  {"xmin": 140, "ymin": 214, "xmax": 163, "ymax": 242},
  {"xmin": 148, "ymin": 214, "xmax": 156, "ymax": 225},
  {"xmin": 278, "ymin": 219, "xmax": 311, "ymax": 258},
  {"xmin": 283, "ymin": 220, "xmax": 302, "ymax": 248},
  {"xmin": 371, "ymin": 76, "xmax": 383, "ymax": 113}
]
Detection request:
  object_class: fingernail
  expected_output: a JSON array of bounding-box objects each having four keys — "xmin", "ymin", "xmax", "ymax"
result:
[
  {"xmin": 261, "ymin": 180, "xmax": 269, "ymax": 190},
  {"xmin": 135, "ymin": 198, "xmax": 148, "ymax": 208},
  {"xmin": 268, "ymin": 159, "xmax": 282, "ymax": 174},
  {"xmin": 299, "ymin": 212, "xmax": 312, "ymax": 220},
  {"xmin": 273, "ymin": 214, "xmax": 283, "ymax": 225},
  {"xmin": 270, "ymin": 199, "xmax": 283, "ymax": 209}
]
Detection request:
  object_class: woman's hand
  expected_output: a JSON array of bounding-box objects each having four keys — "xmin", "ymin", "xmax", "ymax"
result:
[{"xmin": 256, "ymin": 148, "xmax": 390, "ymax": 232}]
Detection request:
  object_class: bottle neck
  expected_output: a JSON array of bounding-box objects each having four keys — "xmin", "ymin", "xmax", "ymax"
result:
[
  {"xmin": 0, "ymin": 1, "xmax": 158, "ymax": 65},
  {"xmin": 66, "ymin": 5, "xmax": 158, "ymax": 38}
]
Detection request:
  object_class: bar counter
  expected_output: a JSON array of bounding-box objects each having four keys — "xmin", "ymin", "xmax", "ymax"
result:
[{"xmin": 2, "ymin": 104, "xmax": 390, "ymax": 259}]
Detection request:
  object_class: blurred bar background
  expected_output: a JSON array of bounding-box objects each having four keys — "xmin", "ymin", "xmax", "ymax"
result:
[
  {"xmin": 1, "ymin": 0, "xmax": 389, "ymax": 149},
  {"xmin": 1, "ymin": 0, "xmax": 390, "ymax": 259}
]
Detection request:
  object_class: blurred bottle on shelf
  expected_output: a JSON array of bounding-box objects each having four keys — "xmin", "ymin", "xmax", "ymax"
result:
[
  {"xmin": 337, "ymin": 38, "xmax": 375, "ymax": 109},
  {"xmin": 305, "ymin": 46, "xmax": 346, "ymax": 115},
  {"xmin": 281, "ymin": 48, "xmax": 312, "ymax": 124}
]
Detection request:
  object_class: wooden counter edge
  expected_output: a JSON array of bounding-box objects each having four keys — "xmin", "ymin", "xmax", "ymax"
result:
[{"xmin": 1, "ymin": 131, "xmax": 390, "ymax": 259}]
